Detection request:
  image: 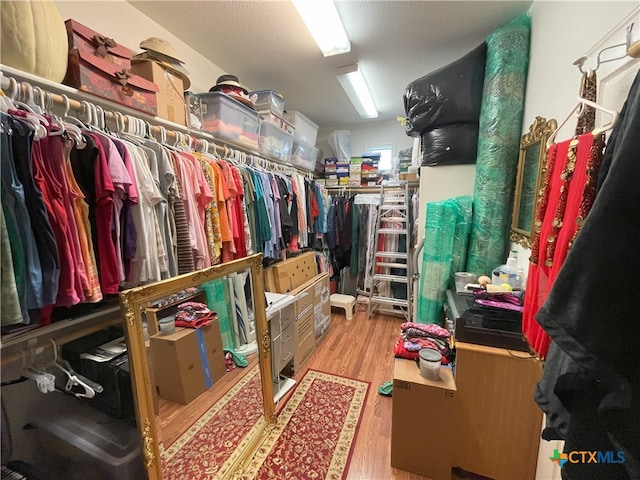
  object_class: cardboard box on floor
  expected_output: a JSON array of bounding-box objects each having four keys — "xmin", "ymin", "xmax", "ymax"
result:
[
  {"xmin": 131, "ymin": 61, "xmax": 187, "ymax": 126},
  {"xmin": 290, "ymin": 272, "xmax": 331, "ymax": 341},
  {"xmin": 264, "ymin": 252, "xmax": 318, "ymax": 294},
  {"xmin": 391, "ymin": 358, "xmax": 457, "ymax": 480},
  {"xmin": 150, "ymin": 320, "xmax": 226, "ymax": 405}
]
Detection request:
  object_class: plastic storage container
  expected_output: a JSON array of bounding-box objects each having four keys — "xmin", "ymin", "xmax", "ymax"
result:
[
  {"xmin": 419, "ymin": 348, "xmax": 441, "ymax": 380},
  {"xmin": 197, "ymin": 91, "xmax": 260, "ymax": 149},
  {"xmin": 32, "ymin": 401, "xmax": 144, "ymax": 480},
  {"xmin": 250, "ymin": 90, "xmax": 285, "ymax": 117},
  {"xmin": 258, "ymin": 110, "xmax": 295, "ymax": 135},
  {"xmin": 291, "ymin": 139, "xmax": 319, "ymax": 172},
  {"xmin": 259, "ymin": 119, "xmax": 293, "ymax": 162},
  {"xmin": 284, "ymin": 110, "xmax": 318, "ymax": 145}
]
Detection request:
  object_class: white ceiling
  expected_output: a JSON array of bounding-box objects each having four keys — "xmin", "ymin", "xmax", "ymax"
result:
[{"xmin": 128, "ymin": 1, "xmax": 533, "ymax": 128}]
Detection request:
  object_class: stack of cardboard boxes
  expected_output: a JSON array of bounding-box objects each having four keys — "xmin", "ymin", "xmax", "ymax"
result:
[{"xmin": 264, "ymin": 252, "xmax": 331, "ymax": 373}]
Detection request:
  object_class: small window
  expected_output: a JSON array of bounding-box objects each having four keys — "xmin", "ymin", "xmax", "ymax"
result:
[{"xmin": 368, "ymin": 144, "xmax": 393, "ymax": 172}]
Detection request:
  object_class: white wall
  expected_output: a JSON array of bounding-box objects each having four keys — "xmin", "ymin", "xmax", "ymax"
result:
[
  {"xmin": 54, "ymin": 0, "xmax": 227, "ymax": 94},
  {"xmin": 317, "ymin": 118, "xmax": 413, "ymax": 161}
]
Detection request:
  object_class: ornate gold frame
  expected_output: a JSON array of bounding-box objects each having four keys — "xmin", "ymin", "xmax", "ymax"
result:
[
  {"xmin": 118, "ymin": 254, "xmax": 274, "ymax": 479},
  {"xmin": 510, "ymin": 116, "xmax": 558, "ymax": 248}
]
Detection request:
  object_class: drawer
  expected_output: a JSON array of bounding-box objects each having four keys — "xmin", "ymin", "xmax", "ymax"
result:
[
  {"xmin": 295, "ymin": 311, "xmax": 314, "ymax": 344},
  {"xmin": 293, "ymin": 329, "xmax": 316, "ymax": 371},
  {"xmin": 269, "ymin": 302, "xmax": 295, "ymax": 339},
  {"xmin": 272, "ymin": 322, "xmax": 295, "ymax": 375}
]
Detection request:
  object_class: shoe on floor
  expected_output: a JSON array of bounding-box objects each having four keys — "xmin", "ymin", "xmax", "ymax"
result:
[{"xmin": 378, "ymin": 380, "xmax": 393, "ymax": 397}]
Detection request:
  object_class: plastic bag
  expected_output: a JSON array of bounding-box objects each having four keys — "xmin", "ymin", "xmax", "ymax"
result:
[
  {"xmin": 420, "ymin": 123, "xmax": 479, "ymax": 166},
  {"xmin": 328, "ymin": 130, "xmax": 351, "ymax": 162},
  {"xmin": 404, "ymin": 43, "xmax": 487, "ymax": 136}
]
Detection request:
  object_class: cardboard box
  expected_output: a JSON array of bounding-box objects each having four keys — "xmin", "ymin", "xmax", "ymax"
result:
[
  {"xmin": 269, "ymin": 252, "xmax": 318, "ymax": 293},
  {"xmin": 293, "ymin": 311, "xmax": 316, "ymax": 371},
  {"xmin": 288, "ymin": 272, "xmax": 330, "ymax": 339},
  {"xmin": 391, "ymin": 359, "xmax": 457, "ymax": 480},
  {"xmin": 150, "ymin": 321, "xmax": 226, "ymax": 404},
  {"xmin": 132, "ymin": 60, "xmax": 186, "ymax": 125},
  {"xmin": 313, "ymin": 274, "xmax": 331, "ymax": 338}
]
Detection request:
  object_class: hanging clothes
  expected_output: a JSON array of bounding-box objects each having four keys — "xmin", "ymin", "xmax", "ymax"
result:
[{"xmin": 534, "ymin": 69, "xmax": 640, "ymax": 480}]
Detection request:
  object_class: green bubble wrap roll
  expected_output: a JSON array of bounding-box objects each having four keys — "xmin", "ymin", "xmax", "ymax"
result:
[
  {"xmin": 417, "ymin": 196, "xmax": 472, "ymax": 325},
  {"xmin": 202, "ymin": 278, "xmax": 234, "ymax": 350},
  {"xmin": 466, "ymin": 15, "xmax": 531, "ymax": 276}
]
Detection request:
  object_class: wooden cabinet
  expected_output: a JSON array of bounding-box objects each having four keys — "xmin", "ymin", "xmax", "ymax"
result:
[{"xmin": 453, "ymin": 342, "xmax": 543, "ymax": 479}]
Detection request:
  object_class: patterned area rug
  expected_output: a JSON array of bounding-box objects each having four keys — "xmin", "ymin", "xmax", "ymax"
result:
[
  {"xmin": 162, "ymin": 366, "xmax": 264, "ymax": 479},
  {"xmin": 243, "ymin": 369, "xmax": 370, "ymax": 480}
]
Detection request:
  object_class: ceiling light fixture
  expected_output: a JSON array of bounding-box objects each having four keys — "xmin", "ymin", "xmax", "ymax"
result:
[
  {"xmin": 336, "ymin": 64, "xmax": 378, "ymax": 119},
  {"xmin": 292, "ymin": 0, "xmax": 350, "ymax": 57}
]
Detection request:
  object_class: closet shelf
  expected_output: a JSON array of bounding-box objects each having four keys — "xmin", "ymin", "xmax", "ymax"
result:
[
  {"xmin": 0, "ymin": 305, "xmax": 121, "ymax": 372},
  {"xmin": 0, "ymin": 64, "xmax": 312, "ymax": 177}
]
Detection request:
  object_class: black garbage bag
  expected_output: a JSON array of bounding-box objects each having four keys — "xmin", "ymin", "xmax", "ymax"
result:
[
  {"xmin": 420, "ymin": 123, "xmax": 479, "ymax": 166},
  {"xmin": 404, "ymin": 43, "xmax": 487, "ymax": 136}
]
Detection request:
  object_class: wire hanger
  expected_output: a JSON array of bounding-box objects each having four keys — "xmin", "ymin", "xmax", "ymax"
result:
[
  {"xmin": 547, "ymin": 77, "xmax": 620, "ymax": 148},
  {"xmin": 573, "ymin": 23, "xmax": 636, "ymax": 73}
]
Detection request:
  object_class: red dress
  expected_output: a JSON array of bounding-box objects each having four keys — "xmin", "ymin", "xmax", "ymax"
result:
[{"xmin": 522, "ymin": 132, "xmax": 605, "ymax": 359}]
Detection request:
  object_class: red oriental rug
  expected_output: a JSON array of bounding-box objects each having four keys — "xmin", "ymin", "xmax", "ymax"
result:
[
  {"xmin": 161, "ymin": 365, "xmax": 264, "ymax": 479},
  {"xmin": 242, "ymin": 369, "xmax": 370, "ymax": 480}
]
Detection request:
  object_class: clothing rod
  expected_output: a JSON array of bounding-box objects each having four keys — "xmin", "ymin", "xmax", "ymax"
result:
[{"xmin": 0, "ymin": 65, "xmax": 314, "ymax": 179}]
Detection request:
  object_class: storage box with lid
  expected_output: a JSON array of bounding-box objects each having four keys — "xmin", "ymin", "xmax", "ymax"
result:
[
  {"xmin": 291, "ymin": 139, "xmax": 319, "ymax": 172},
  {"xmin": 250, "ymin": 90, "xmax": 285, "ymax": 117},
  {"xmin": 62, "ymin": 19, "xmax": 158, "ymax": 115},
  {"xmin": 259, "ymin": 110, "xmax": 295, "ymax": 135},
  {"xmin": 259, "ymin": 118, "xmax": 293, "ymax": 162},
  {"xmin": 31, "ymin": 399, "xmax": 144, "ymax": 480},
  {"xmin": 284, "ymin": 110, "xmax": 318, "ymax": 145},
  {"xmin": 198, "ymin": 91, "xmax": 260, "ymax": 149}
]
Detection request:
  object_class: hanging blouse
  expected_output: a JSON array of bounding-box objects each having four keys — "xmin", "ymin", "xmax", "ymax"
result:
[
  {"xmin": 73, "ymin": 133, "xmax": 119, "ymax": 295},
  {"xmin": 1, "ymin": 115, "xmax": 44, "ymax": 311}
]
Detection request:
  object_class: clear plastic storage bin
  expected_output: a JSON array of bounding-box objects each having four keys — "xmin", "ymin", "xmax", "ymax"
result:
[
  {"xmin": 250, "ymin": 90, "xmax": 285, "ymax": 117},
  {"xmin": 258, "ymin": 110, "xmax": 295, "ymax": 135},
  {"xmin": 284, "ymin": 110, "xmax": 318, "ymax": 145},
  {"xmin": 259, "ymin": 119, "xmax": 293, "ymax": 162},
  {"xmin": 32, "ymin": 401, "xmax": 144, "ymax": 480},
  {"xmin": 291, "ymin": 139, "xmax": 319, "ymax": 172},
  {"xmin": 197, "ymin": 92, "xmax": 260, "ymax": 150}
]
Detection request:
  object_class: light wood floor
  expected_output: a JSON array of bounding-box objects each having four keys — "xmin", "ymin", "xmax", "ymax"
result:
[{"xmin": 157, "ymin": 309, "xmax": 465, "ymax": 479}]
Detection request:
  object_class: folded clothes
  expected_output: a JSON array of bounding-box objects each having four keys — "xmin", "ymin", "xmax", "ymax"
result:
[
  {"xmin": 174, "ymin": 301, "xmax": 216, "ymax": 329},
  {"xmin": 400, "ymin": 322, "xmax": 450, "ymax": 339}
]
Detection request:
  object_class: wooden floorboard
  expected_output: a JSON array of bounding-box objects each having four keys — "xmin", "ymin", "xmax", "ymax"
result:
[{"xmin": 295, "ymin": 309, "xmax": 451, "ymax": 480}]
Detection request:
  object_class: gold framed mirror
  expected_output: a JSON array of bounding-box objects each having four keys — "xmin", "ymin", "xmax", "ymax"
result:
[
  {"xmin": 510, "ymin": 116, "xmax": 558, "ymax": 248},
  {"xmin": 118, "ymin": 254, "xmax": 274, "ymax": 480}
]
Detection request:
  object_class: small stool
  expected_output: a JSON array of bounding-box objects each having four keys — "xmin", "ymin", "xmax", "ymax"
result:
[{"xmin": 330, "ymin": 294, "xmax": 356, "ymax": 320}]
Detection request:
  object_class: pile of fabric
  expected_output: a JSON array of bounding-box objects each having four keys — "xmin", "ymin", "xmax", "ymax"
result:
[{"xmin": 394, "ymin": 322, "xmax": 452, "ymax": 363}]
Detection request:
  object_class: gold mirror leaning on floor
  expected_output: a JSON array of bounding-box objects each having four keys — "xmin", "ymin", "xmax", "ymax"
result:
[
  {"xmin": 119, "ymin": 254, "xmax": 274, "ymax": 480},
  {"xmin": 510, "ymin": 116, "xmax": 558, "ymax": 248}
]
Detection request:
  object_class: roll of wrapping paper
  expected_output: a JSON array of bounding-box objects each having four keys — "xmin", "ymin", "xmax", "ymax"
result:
[{"xmin": 466, "ymin": 15, "xmax": 531, "ymax": 276}]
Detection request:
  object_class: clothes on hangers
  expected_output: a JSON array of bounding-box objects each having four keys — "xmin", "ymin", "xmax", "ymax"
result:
[
  {"xmin": 534, "ymin": 68, "xmax": 640, "ymax": 480},
  {"xmin": 0, "ymin": 85, "xmax": 328, "ymax": 330}
]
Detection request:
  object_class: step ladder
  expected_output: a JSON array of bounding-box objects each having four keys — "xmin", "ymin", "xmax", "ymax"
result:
[{"xmin": 367, "ymin": 181, "xmax": 412, "ymax": 321}]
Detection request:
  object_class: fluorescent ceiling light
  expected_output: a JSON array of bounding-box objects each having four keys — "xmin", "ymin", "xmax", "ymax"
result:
[
  {"xmin": 292, "ymin": 0, "xmax": 350, "ymax": 57},
  {"xmin": 336, "ymin": 64, "xmax": 378, "ymax": 118}
]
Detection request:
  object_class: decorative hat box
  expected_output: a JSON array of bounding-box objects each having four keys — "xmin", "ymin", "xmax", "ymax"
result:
[{"xmin": 62, "ymin": 19, "xmax": 158, "ymax": 115}]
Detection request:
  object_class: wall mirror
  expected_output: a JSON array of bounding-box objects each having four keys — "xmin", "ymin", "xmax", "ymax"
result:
[
  {"xmin": 510, "ymin": 116, "xmax": 558, "ymax": 248},
  {"xmin": 119, "ymin": 254, "xmax": 274, "ymax": 480}
]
